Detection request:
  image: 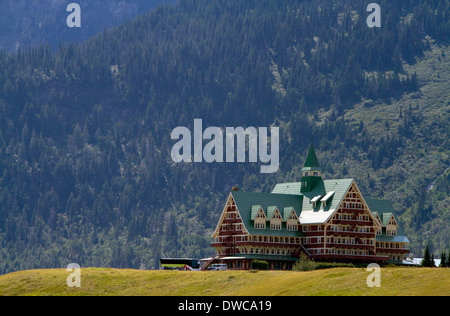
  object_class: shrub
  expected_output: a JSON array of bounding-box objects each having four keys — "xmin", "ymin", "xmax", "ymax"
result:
[
  {"xmin": 314, "ymin": 262, "xmax": 355, "ymax": 270},
  {"xmin": 292, "ymin": 254, "xmax": 317, "ymax": 271},
  {"xmin": 251, "ymin": 260, "xmax": 269, "ymax": 270},
  {"xmin": 292, "ymin": 254, "xmax": 358, "ymax": 271}
]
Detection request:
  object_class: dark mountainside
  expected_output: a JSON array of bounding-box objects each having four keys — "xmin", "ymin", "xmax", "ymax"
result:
[
  {"xmin": 0, "ymin": 0, "xmax": 448, "ymax": 273},
  {"xmin": 0, "ymin": 0, "xmax": 171, "ymax": 52}
]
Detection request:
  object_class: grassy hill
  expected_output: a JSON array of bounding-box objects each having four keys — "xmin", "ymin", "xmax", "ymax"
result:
[{"xmin": 0, "ymin": 268, "xmax": 448, "ymax": 296}]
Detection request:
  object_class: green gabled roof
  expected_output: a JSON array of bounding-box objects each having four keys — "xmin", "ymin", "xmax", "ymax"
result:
[
  {"xmin": 366, "ymin": 199, "xmax": 396, "ymax": 227},
  {"xmin": 271, "ymin": 182, "xmax": 302, "ymax": 195},
  {"xmin": 231, "ymin": 191, "xmax": 304, "ymax": 237},
  {"xmin": 250, "ymin": 205, "xmax": 263, "ymax": 220},
  {"xmin": 272, "ymin": 178, "xmax": 354, "ymax": 224},
  {"xmin": 283, "ymin": 206, "xmax": 297, "ymax": 221},
  {"xmin": 372, "ymin": 211, "xmax": 383, "ymax": 226},
  {"xmin": 367, "ymin": 198, "xmax": 410, "ymax": 243},
  {"xmin": 266, "ymin": 206, "xmax": 278, "ymax": 220},
  {"xmin": 302, "ymin": 144, "xmax": 321, "ymax": 170},
  {"xmin": 382, "ymin": 212, "xmax": 394, "ymax": 226},
  {"xmin": 299, "ymin": 179, "xmax": 353, "ymax": 224}
]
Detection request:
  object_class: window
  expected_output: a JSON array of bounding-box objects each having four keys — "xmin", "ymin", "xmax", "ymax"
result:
[
  {"xmin": 386, "ymin": 229, "xmax": 397, "ymax": 236},
  {"xmin": 254, "ymin": 209, "xmax": 266, "ymax": 229},
  {"xmin": 270, "ymin": 210, "xmax": 282, "ymax": 230},
  {"xmin": 287, "ymin": 222, "xmax": 298, "ymax": 231}
]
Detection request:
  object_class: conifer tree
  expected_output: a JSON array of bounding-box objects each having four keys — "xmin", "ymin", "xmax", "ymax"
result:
[
  {"xmin": 422, "ymin": 245, "xmax": 432, "ymax": 267},
  {"xmin": 442, "ymin": 252, "xmax": 447, "ymax": 267}
]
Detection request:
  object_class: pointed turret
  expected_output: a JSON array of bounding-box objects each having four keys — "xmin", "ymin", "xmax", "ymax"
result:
[{"xmin": 301, "ymin": 144, "xmax": 322, "ymax": 192}]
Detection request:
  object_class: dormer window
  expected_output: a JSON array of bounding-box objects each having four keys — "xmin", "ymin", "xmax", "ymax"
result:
[
  {"xmin": 254, "ymin": 209, "xmax": 266, "ymax": 229},
  {"xmin": 286, "ymin": 210, "xmax": 298, "ymax": 231},
  {"xmin": 385, "ymin": 214, "xmax": 398, "ymax": 236},
  {"xmin": 270, "ymin": 210, "xmax": 282, "ymax": 230},
  {"xmin": 320, "ymin": 191, "xmax": 335, "ymax": 208},
  {"xmin": 311, "ymin": 195, "xmax": 322, "ymax": 209}
]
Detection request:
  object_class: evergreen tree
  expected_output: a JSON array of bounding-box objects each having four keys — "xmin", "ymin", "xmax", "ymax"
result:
[
  {"xmin": 439, "ymin": 251, "xmax": 446, "ymax": 268},
  {"xmin": 422, "ymin": 245, "xmax": 433, "ymax": 267}
]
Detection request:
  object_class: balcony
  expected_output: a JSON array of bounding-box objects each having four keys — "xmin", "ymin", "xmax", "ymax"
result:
[
  {"xmin": 376, "ymin": 247, "xmax": 410, "ymax": 254},
  {"xmin": 313, "ymin": 253, "xmax": 389, "ymax": 262},
  {"xmin": 339, "ymin": 208, "xmax": 366, "ymax": 214},
  {"xmin": 222, "ymin": 217, "xmax": 241, "ymax": 224},
  {"xmin": 326, "ymin": 230, "xmax": 374, "ymax": 238},
  {"xmin": 331, "ymin": 219, "xmax": 373, "ymax": 226},
  {"xmin": 326, "ymin": 243, "xmax": 374, "ymax": 250},
  {"xmin": 211, "ymin": 242, "xmax": 236, "ymax": 249},
  {"xmin": 302, "ymin": 231, "xmax": 325, "ymax": 237},
  {"xmin": 235, "ymin": 240, "xmax": 301, "ymax": 248}
]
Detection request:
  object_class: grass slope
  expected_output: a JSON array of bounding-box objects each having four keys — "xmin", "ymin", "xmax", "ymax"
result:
[{"xmin": 0, "ymin": 268, "xmax": 448, "ymax": 296}]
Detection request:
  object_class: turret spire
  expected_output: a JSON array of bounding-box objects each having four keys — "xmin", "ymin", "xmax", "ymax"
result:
[
  {"xmin": 303, "ymin": 144, "xmax": 321, "ymax": 170},
  {"xmin": 301, "ymin": 144, "xmax": 322, "ymax": 192}
]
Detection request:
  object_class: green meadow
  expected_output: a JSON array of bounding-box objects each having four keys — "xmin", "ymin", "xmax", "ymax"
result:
[{"xmin": 0, "ymin": 267, "xmax": 448, "ymax": 296}]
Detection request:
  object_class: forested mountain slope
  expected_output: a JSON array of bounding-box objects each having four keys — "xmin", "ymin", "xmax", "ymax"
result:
[
  {"xmin": 0, "ymin": 0, "xmax": 448, "ymax": 274},
  {"xmin": 0, "ymin": 0, "xmax": 171, "ymax": 52}
]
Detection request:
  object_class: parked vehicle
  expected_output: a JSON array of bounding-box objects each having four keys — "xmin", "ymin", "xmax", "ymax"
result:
[
  {"xmin": 159, "ymin": 258, "xmax": 200, "ymax": 271},
  {"xmin": 207, "ymin": 264, "xmax": 227, "ymax": 271}
]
